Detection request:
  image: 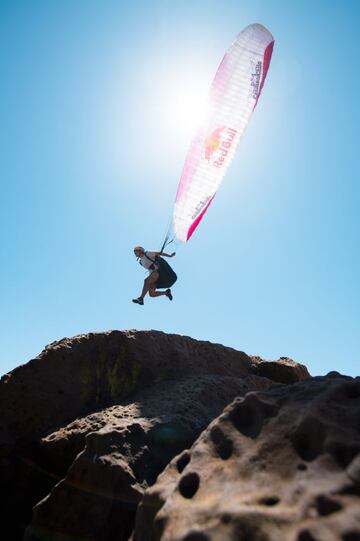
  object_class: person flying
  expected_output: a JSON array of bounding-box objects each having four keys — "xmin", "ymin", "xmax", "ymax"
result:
[{"xmin": 132, "ymin": 246, "xmax": 176, "ymax": 305}]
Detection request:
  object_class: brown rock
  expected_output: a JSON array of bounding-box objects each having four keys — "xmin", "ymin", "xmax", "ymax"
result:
[
  {"xmin": 133, "ymin": 375, "xmax": 360, "ymax": 541},
  {"xmin": 0, "ymin": 330, "xmax": 309, "ymax": 541},
  {"xmin": 0, "ymin": 330, "xmax": 309, "ymax": 451},
  {"xmin": 26, "ymin": 375, "xmax": 272, "ymax": 541}
]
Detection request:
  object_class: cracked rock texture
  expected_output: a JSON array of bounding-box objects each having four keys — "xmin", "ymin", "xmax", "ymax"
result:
[{"xmin": 0, "ymin": 329, "xmax": 311, "ymax": 540}]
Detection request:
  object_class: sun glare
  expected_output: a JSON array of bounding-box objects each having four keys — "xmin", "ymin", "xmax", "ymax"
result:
[
  {"xmin": 141, "ymin": 54, "xmax": 216, "ymax": 156},
  {"xmin": 169, "ymin": 88, "xmax": 210, "ymax": 136},
  {"xmin": 165, "ymin": 71, "xmax": 211, "ymax": 138}
]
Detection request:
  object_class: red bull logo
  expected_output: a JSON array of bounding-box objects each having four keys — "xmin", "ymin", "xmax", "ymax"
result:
[
  {"xmin": 204, "ymin": 127, "xmax": 225, "ymax": 161},
  {"xmin": 204, "ymin": 127, "xmax": 237, "ymax": 168}
]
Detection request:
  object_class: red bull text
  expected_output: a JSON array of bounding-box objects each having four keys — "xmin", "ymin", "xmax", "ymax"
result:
[{"xmin": 204, "ymin": 127, "xmax": 237, "ymax": 168}]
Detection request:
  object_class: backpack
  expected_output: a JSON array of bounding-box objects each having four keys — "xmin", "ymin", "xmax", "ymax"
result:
[{"xmin": 144, "ymin": 253, "xmax": 177, "ymax": 289}]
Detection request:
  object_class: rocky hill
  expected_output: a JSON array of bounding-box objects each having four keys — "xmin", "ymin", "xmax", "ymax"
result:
[{"xmin": 0, "ymin": 330, "xmax": 358, "ymax": 541}]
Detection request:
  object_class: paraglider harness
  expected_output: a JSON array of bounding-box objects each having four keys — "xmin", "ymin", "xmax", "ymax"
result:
[{"xmin": 142, "ymin": 252, "xmax": 177, "ymax": 289}]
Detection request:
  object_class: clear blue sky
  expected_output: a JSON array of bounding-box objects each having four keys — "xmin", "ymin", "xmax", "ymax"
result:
[{"xmin": 1, "ymin": 0, "xmax": 359, "ymax": 377}]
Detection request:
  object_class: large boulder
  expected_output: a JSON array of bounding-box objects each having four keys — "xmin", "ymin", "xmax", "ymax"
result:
[
  {"xmin": 133, "ymin": 374, "xmax": 360, "ymax": 541},
  {"xmin": 26, "ymin": 375, "xmax": 272, "ymax": 541},
  {"xmin": 0, "ymin": 330, "xmax": 309, "ymax": 541},
  {"xmin": 0, "ymin": 330, "xmax": 309, "ymax": 451}
]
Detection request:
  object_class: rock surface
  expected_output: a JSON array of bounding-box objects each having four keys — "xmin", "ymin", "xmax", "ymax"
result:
[
  {"xmin": 0, "ymin": 330, "xmax": 309, "ymax": 541},
  {"xmin": 133, "ymin": 374, "xmax": 360, "ymax": 541},
  {"xmin": 27, "ymin": 375, "xmax": 272, "ymax": 541}
]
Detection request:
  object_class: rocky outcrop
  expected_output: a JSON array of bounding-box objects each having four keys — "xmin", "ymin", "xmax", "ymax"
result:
[
  {"xmin": 0, "ymin": 330, "xmax": 309, "ymax": 540},
  {"xmin": 0, "ymin": 330, "xmax": 309, "ymax": 450},
  {"xmin": 133, "ymin": 374, "xmax": 360, "ymax": 541},
  {"xmin": 26, "ymin": 375, "xmax": 272, "ymax": 541}
]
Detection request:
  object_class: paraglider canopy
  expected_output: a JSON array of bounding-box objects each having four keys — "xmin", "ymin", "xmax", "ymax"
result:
[{"xmin": 167, "ymin": 24, "xmax": 274, "ymax": 246}]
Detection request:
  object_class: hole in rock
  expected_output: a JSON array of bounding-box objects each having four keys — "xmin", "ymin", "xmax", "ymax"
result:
[
  {"xmin": 177, "ymin": 452, "xmax": 191, "ymax": 473},
  {"xmin": 325, "ymin": 440, "xmax": 360, "ymax": 468},
  {"xmin": 315, "ymin": 495, "xmax": 342, "ymax": 516},
  {"xmin": 228, "ymin": 395, "xmax": 277, "ymax": 439},
  {"xmin": 179, "ymin": 472, "xmax": 200, "ymax": 499},
  {"xmin": 259, "ymin": 496, "xmax": 280, "ymax": 506},
  {"xmin": 183, "ymin": 532, "xmax": 209, "ymax": 541},
  {"xmin": 337, "ymin": 483, "xmax": 360, "ymax": 497},
  {"xmin": 210, "ymin": 426, "xmax": 233, "ymax": 460},
  {"xmin": 290, "ymin": 417, "xmax": 326, "ymax": 461},
  {"xmin": 297, "ymin": 464, "xmax": 307, "ymax": 471},
  {"xmin": 342, "ymin": 533, "xmax": 360, "ymax": 541},
  {"xmin": 298, "ymin": 530, "xmax": 318, "ymax": 541},
  {"xmin": 233, "ymin": 518, "xmax": 266, "ymax": 540}
]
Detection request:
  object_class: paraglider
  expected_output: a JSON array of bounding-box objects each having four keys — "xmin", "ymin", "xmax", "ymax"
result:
[
  {"xmin": 133, "ymin": 23, "xmax": 274, "ymax": 305},
  {"xmin": 132, "ymin": 247, "xmax": 177, "ymax": 305},
  {"xmin": 169, "ymin": 23, "xmax": 275, "ymax": 245}
]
